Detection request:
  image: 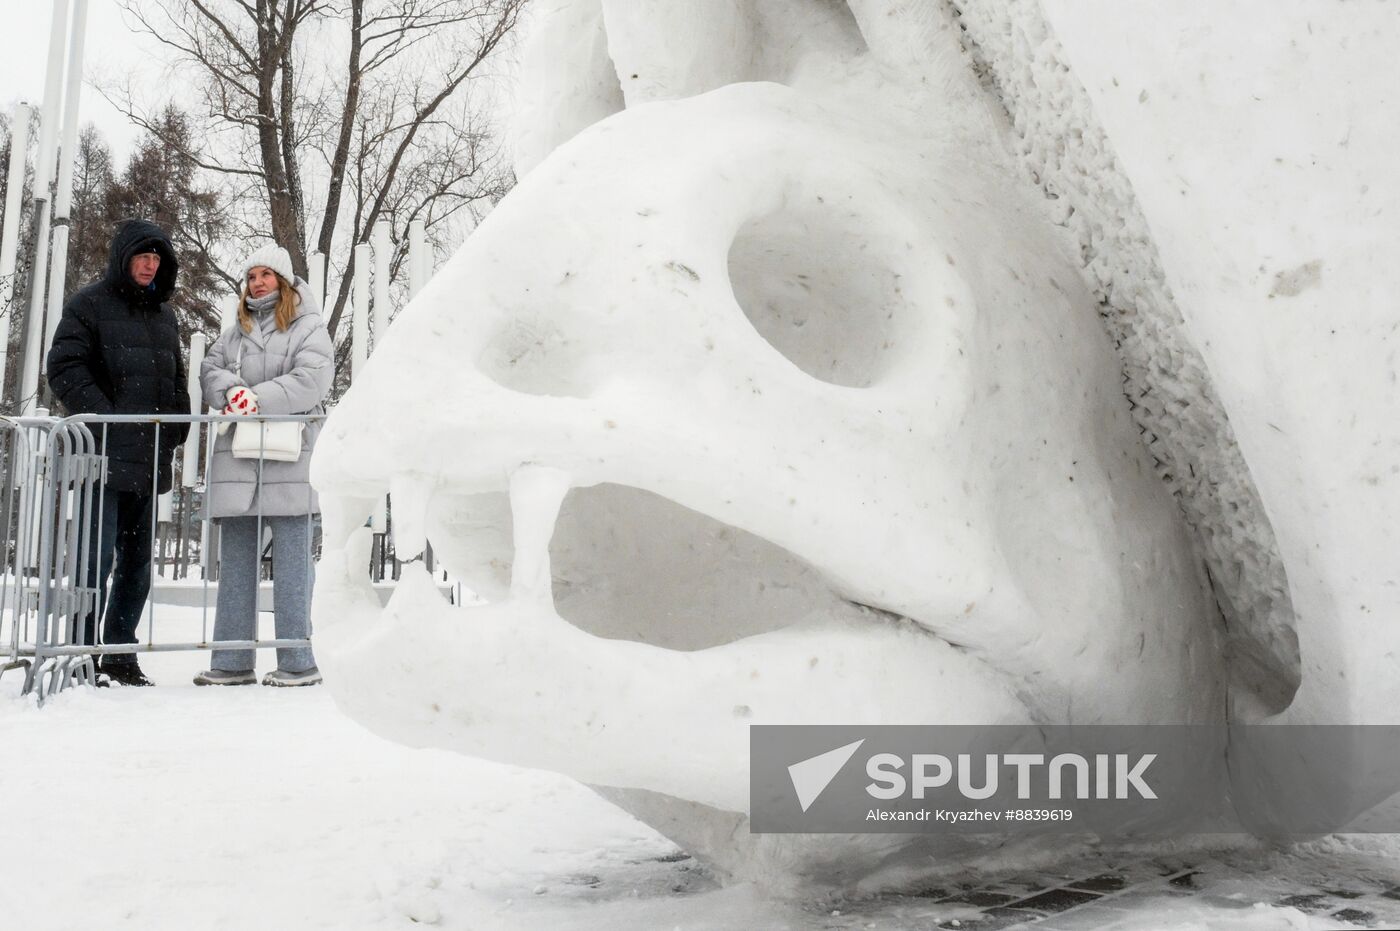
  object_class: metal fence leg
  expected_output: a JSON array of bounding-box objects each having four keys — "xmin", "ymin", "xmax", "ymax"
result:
[
  {"xmin": 0, "ymin": 425, "xmax": 30, "ymax": 687},
  {"xmin": 6, "ymin": 413, "xmax": 327, "ymax": 704}
]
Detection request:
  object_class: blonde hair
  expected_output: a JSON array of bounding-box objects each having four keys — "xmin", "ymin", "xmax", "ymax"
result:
[{"xmin": 238, "ymin": 274, "xmax": 299, "ymax": 333}]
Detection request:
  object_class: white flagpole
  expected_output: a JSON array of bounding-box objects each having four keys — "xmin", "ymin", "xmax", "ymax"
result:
[
  {"xmin": 352, "ymin": 243, "xmax": 370, "ymax": 380},
  {"xmin": 182, "ymin": 331, "xmax": 206, "ymax": 486},
  {"xmin": 0, "ymin": 102, "xmax": 34, "ymax": 399},
  {"xmin": 18, "ymin": 0, "xmax": 72, "ymax": 414},
  {"xmin": 371, "ymin": 220, "xmax": 390, "ymax": 351},
  {"xmin": 42, "ymin": 0, "xmax": 90, "ymax": 359},
  {"xmin": 407, "ymin": 218, "xmax": 426, "ymax": 300},
  {"xmin": 356, "ymin": 237, "xmax": 386, "ymax": 536},
  {"xmin": 307, "ymin": 250, "xmax": 325, "ymax": 311}
]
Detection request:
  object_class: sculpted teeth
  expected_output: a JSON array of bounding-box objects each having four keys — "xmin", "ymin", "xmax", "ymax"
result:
[
  {"xmin": 322, "ymin": 493, "xmax": 376, "ymax": 554},
  {"xmin": 508, "ymin": 465, "xmax": 573, "ymax": 607},
  {"xmin": 390, "ymin": 474, "xmax": 431, "ymax": 561}
]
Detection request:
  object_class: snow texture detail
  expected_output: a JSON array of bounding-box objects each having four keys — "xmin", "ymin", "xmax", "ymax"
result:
[{"xmin": 943, "ymin": 0, "xmax": 1298, "ymax": 716}]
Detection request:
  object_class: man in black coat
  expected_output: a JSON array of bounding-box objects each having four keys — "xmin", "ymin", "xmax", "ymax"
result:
[{"xmin": 47, "ymin": 219, "xmax": 191, "ymax": 686}]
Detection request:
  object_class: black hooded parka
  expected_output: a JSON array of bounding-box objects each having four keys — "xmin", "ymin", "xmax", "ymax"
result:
[{"xmin": 47, "ymin": 219, "xmax": 191, "ymax": 493}]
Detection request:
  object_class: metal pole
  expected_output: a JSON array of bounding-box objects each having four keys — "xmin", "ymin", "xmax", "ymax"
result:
[
  {"xmin": 201, "ymin": 413, "xmax": 217, "ymax": 584},
  {"xmin": 17, "ymin": 0, "xmax": 72, "ymax": 415},
  {"xmin": 181, "ymin": 332, "xmax": 205, "ymax": 485},
  {"xmin": 18, "ymin": 212, "xmax": 52, "ymax": 415},
  {"xmin": 175, "ymin": 331, "xmax": 205, "ymax": 580},
  {"xmin": 371, "ymin": 220, "xmax": 391, "ymax": 351},
  {"xmin": 147, "ymin": 421, "xmax": 159, "ymax": 648},
  {"xmin": 406, "ymin": 218, "xmax": 435, "ymax": 571},
  {"xmin": 31, "ymin": 425, "xmax": 64, "ymax": 695},
  {"xmin": 355, "ymin": 237, "xmax": 386, "ymax": 540},
  {"xmin": 157, "ymin": 488, "xmax": 172, "ymax": 575},
  {"xmin": 307, "ymin": 250, "xmax": 325, "ymax": 311},
  {"xmin": 369, "ymin": 223, "xmax": 391, "ymax": 545},
  {"xmin": 219, "ymin": 293, "xmax": 238, "ymax": 334},
  {"xmin": 351, "ymin": 243, "xmax": 369, "ymax": 380},
  {"xmin": 0, "ymin": 102, "xmax": 34, "ymax": 400},
  {"xmin": 42, "ymin": 0, "xmax": 89, "ymax": 362},
  {"xmin": 407, "ymin": 218, "xmax": 426, "ymax": 301}
]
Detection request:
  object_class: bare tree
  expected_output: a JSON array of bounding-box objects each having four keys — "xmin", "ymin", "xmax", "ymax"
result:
[
  {"xmin": 1, "ymin": 115, "xmax": 229, "ymax": 408},
  {"xmin": 66, "ymin": 125, "xmax": 116, "ymax": 295},
  {"xmin": 107, "ymin": 0, "xmax": 526, "ymax": 337},
  {"xmin": 105, "ymin": 107, "xmax": 234, "ymax": 336}
]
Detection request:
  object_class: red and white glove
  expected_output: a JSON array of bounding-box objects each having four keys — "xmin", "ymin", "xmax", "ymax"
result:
[
  {"xmin": 226, "ymin": 386, "xmax": 259, "ymax": 416},
  {"xmin": 218, "ymin": 387, "xmax": 259, "ymax": 435}
]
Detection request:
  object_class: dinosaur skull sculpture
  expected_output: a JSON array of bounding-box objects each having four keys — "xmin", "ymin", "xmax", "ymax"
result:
[{"xmin": 310, "ymin": 17, "xmax": 1225, "ymax": 875}]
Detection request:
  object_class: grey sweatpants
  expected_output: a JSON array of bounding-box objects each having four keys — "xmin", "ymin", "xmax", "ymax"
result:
[{"xmin": 211, "ymin": 515, "xmax": 317, "ymax": 673}]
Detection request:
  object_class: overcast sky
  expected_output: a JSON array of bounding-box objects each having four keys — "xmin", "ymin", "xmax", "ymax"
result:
[
  {"xmin": 2, "ymin": 0, "xmax": 527, "ymax": 168},
  {"xmin": 1, "ymin": 0, "xmax": 164, "ymax": 159},
  {"xmin": 2, "ymin": 0, "xmax": 526, "ymax": 265}
]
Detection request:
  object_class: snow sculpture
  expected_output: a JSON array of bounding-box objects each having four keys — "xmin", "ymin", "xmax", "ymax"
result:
[
  {"xmin": 941, "ymin": 0, "xmax": 1400, "ymax": 824},
  {"xmin": 310, "ymin": 0, "xmax": 1396, "ymax": 883}
]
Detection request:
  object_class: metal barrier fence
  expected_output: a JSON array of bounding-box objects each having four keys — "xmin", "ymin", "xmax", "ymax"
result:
[{"xmin": 0, "ymin": 412, "xmax": 324, "ymax": 704}]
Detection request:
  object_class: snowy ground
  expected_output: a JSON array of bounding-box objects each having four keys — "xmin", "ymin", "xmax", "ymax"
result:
[{"xmin": 2, "ymin": 620, "xmax": 1397, "ymax": 931}]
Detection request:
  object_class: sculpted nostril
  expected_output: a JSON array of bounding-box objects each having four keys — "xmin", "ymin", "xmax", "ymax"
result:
[{"xmin": 476, "ymin": 313, "xmax": 599, "ymax": 398}]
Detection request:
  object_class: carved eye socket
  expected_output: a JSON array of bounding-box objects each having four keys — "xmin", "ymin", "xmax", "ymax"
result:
[{"xmin": 727, "ymin": 197, "xmax": 909, "ymax": 389}]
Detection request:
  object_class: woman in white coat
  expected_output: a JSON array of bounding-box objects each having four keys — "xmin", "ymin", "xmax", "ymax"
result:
[{"xmin": 194, "ymin": 245, "xmax": 334, "ymax": 687}]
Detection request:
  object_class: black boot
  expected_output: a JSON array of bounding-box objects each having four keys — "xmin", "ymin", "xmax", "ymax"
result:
[
  {"xmin": 87, "ymin": 659, "xmax": 111, "ymax": 688},
  {"xmin": 101, "ymin": 658, "xmax": 154, "ymax": 687}
]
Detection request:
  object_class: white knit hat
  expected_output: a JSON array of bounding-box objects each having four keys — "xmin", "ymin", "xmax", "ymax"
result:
[{"xmin": 241, "ymin": 244, "xmax": 294, "ymax": 287}]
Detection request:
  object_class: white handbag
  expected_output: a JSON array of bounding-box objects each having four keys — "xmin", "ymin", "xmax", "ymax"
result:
[
  {"xmin": 229, "ymin": 339, "xmax": 304, "ymax": 462},
  {"xmin": 231, "ymin": 418, "xmax": 303, "ymax": 462}
]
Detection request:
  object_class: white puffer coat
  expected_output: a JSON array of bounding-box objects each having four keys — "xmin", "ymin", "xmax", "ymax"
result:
[{"xmin": 201, "ymin": 278, "xmax": 334, "ymax": 519}]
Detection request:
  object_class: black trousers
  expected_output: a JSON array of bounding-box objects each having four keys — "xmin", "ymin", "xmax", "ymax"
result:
[{"xmin": 77, "ymin": 488, "xmax": 154, "ymax": 660}]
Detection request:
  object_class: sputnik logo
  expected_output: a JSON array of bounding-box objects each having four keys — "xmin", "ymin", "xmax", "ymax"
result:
[{"xmin": 788, "ymin": 739, "xmax": 865, "ymax": 812}]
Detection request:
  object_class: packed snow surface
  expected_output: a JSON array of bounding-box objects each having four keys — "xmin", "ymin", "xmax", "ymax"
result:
[{"xmin": 3, "ymin": 654, "xmax": 1397, "ymax": 929}]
